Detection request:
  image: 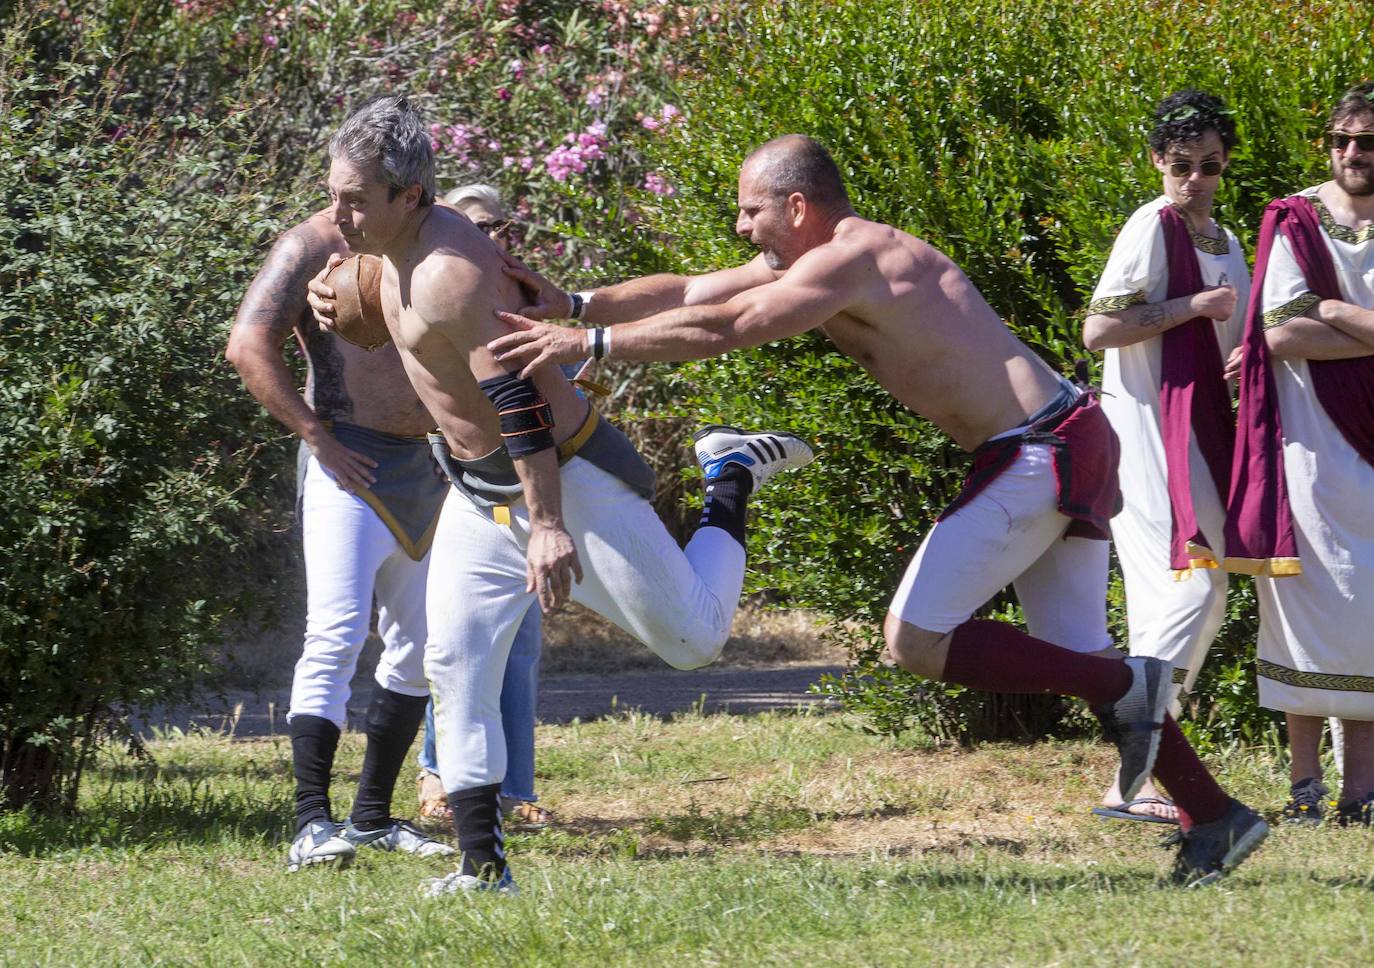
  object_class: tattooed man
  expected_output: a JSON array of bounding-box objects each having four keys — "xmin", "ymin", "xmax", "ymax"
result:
[
  {"xmin": 227, "ymin": 209, "xmax": 454, "ymax": 870},
  {"xmin": 1083, "ymin": 90, "xmax": 1249, "ymax": 824}
]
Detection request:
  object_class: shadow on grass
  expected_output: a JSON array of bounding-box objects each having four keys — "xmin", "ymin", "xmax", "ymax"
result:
[
  {"xmin": 515, "ymin": 802, "xmax": 937, "ymax": 858},
  {"xmin": 0, "ymin": 776, "xmax": 290, "ymax": 857}
]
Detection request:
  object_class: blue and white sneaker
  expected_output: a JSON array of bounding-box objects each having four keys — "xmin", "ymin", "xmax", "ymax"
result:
[
  {"xmin": 287, "ymin": 819, "xmax": 356, "ymax": 873},
  {"xmin": 422, "ymin": 869, "xmax": 519, "ymax": 897},
  {"xmin": 343, "ymin": 818, "xmax": 456, "ymax": 858},
  {"xmin": 693, "ymin": 425, "xmax": 815, "ymax": 490}
]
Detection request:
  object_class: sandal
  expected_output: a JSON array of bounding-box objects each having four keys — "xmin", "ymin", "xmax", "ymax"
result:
[
  {"xmin": 416, "ymin": 769, "xmax": 453, "ymax": 823},
  {"xmin": 501, "ymin": 797, "xmax": 554, "ymax": 829},
  {"xmin": 1091, "ymin": 796, "xmax": 1179, "ymax": 825}
]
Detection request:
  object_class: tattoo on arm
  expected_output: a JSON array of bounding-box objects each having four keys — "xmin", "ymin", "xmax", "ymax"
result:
[
  {"xmin": 236, "ymin": 228, "xmax": 328, "ymax": 336},
  {"xmin": 1136, "ymin": 303, "xmax": 1167, "ymax": 329}
]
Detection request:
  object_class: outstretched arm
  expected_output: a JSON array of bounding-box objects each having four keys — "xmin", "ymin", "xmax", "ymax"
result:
[
  {"xmin": 500, "ymin": 250, "xmax": 778, "ymax": 322},
  {"xmin": 225, "ymin": 224, "xmax": 377, "ymax": 493},
  {"xmin": 489, "ymin": 244, "xmax": 861, "ymax": 377}
]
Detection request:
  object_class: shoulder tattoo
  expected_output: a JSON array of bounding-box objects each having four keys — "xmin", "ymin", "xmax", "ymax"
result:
[{"xmin": 238, "ymin": 227, "xmax": 329, "ymax": 334}]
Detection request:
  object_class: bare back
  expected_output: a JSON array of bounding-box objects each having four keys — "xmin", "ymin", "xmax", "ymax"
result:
[
  {"xmin": 812, "ymin": 219, "xmax": 1063, "ymax": 450},
  {"xmin": 380, "ymin": 206, "xmax": 589, "ymax": 459}
]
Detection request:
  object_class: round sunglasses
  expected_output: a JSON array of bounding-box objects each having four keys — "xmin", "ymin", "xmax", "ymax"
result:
[{"xmin": 1166, "ymin": 159, "xmax": 1224, "ymax": 177}]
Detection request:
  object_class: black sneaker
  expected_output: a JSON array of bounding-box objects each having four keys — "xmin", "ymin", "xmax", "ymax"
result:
[
  {"xmin": 1280, "ymin": 777, "xmax": 1329, "ymax": 826},
  {"xmin": 1335, "ymin": 791, "xmax": 1374, "ymax": 827},
  {"xmin": 1091, "ymin": 656, "xmax": 1170, "ymax": 803},
  {"xmin": 1171, "ymin": 799, "xmax": 1269, "ymax": 886}
]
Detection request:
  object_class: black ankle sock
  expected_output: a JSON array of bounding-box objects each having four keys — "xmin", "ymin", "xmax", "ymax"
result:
[
  {"xmin": 698, "ymin": 464, "xmax": 753, "ymax": 545},
  {"xmin": 450, "ymin": 782, "xmax": 506, "ymax": 880},
  {"xmin": 348, "ymin": 688, "xmax": 430, "ymax": 830},
  {"xmin": 291, "ymin": 715, "xmax": 340, "ymax": 834}
]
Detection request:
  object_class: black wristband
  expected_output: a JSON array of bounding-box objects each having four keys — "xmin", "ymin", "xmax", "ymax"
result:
[
  {"xmin": 591, "ymin": 327, "xmax": 605, "ymax": 360},
  {"xmin": 568, "ymin": 291, "xmax": 584, "ymax": 319}
]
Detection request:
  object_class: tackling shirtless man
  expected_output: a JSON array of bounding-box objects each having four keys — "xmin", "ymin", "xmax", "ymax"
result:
[
  {"xmin": 491, "ymin": 133, "xmax": 1268, "ymax": 885},
  {"xmin": 226, "ymin": 211, "xmax": 454, "ymax": 870},
  {"xmin": 306, "ymin": 96, "xmax": 813, "ymax": 894}
]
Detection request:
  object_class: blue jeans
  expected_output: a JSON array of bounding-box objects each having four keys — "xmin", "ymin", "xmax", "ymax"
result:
[{"xmin": 418, "ymin": 605, "xmax": 542, "ymax": 802}]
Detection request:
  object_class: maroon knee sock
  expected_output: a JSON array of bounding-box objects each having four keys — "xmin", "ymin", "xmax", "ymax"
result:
[
  {"xmin": 1152, "ymin": 715, "xmax": 1230, "ymax": 831},
  {"xmin": 942, "ymin": 619, "xmax": 1131, "ymax": 705}
]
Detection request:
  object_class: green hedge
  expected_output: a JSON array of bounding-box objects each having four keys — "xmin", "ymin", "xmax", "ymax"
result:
[
  {"xmin": 0, "ymin": 0, "xmax": 723, "ymax": 811},
  {"xmin": 605, "ymin": 0, "xmax": 1372, "ymax": 744}
]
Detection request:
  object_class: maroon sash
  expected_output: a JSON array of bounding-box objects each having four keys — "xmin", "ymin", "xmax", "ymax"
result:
[
  {"xmin": 1223, "ymin": 194, "xmax": 1374, "ymax": 575},
  {"xmin": 939, "ymin": 393, "xmax": 1121, "ymax": 541},
  {"xmin": 1158, "ymin": 205, "xmax": 1235, "ymax": 573}
]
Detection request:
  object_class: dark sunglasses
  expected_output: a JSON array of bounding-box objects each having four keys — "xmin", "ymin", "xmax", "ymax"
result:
[
  {"xmin": 1167, "ymin": 159, "xmax": 1224, "ymax": 177},
  {"xmin": 475, "ymin": 218, "xmax": 512, "ymax": 236},
  {"xmin": 1329, "ymin": 131, "xmax": 1374, "ymax": 152}
]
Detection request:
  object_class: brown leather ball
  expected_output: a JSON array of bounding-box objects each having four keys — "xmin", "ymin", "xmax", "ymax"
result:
[{"xmin": 323, "ymin": 254, "xmax": 390, "ymax": 351}]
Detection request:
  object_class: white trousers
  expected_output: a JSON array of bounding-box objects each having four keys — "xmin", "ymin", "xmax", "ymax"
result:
[
  {"xmin": 427, "ymin": 456, "xmax": 745, "ymax": 793},
  {"xmin": 889, "ymin": 445, "xmax": 1112, "ymax": 653},
  {"xmin": 289, "ymin": 456, "xmax": 430, "ymax": 729}
]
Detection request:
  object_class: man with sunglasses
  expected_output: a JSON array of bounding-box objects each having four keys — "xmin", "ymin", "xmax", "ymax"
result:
[
  {"xmin": 1082, "ymin": 90, "xmax": 1249, "ymax": 825},
  {"xmin": 491, "ymin": 132, "xmax": 1268, "ymax": 885},
  {"xmin": 1223, "ymin": 82, "xmax": 1374, "ymax": 826}
]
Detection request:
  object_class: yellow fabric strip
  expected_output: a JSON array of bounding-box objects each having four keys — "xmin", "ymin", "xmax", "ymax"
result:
[
  {"xmin": 355, "ymin": 489, "xmax": 441, "ymax": 562},
  {"xmin": 493, "ymin": 505, "xmax": 511, "ymax": 526},
  {"xmin": 573, "ymin": 377, "xmax": 613, "ymax": 398},
  {"xmin": 557, "ymin": 407, "xmax": 599, "ymax": 461},
  {"xmin": 1222, "ymin": 555, "xmax": 1303, "ymax": 577},
  {"xmin": 1171, "ymin": 544, "xmax": 1220, "ymax": 581}
]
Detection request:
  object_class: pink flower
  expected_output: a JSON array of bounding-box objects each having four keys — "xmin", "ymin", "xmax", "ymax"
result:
[
  {"xmin": 641, "ymin": 115, "xmax": 660, "ymax": 131},
  {"xmin": 661, "ymin": 103, "xmax": 681, "ymax": 122},
  {"xmin": 263, "ymin": 33, "xmax": 278, "ymax": 48},
  {"xmin": 585, "ymin": 87, "xmax": 605, "ymax": 108},
  {"xmin": 643, "ymin": 172, "xmax": 675, "ymax": 197},
  {"xmin": 497, "ymin": 87, "xmax": 512, "ymax": 101}
]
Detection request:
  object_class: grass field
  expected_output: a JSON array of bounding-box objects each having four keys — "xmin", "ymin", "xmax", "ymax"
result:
[{"xmin": 3, "ymin": 708, "xmax": 1372, "ymax": 967}]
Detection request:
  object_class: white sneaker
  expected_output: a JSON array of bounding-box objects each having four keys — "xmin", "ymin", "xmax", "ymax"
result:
[
  {"xmin": 343, "ymin": 818, "xmax": 456, "ymax": 858},
  {"xmin": 693, "ymin": 425, "xmax": 815, "ymax": 491},
  {"xmin": 287, "ymin": 820, "xmax": 356, "ymax": 873},
  {"xmin": 422, "ymin": 870, "xmax": 519, "ymax": 897}
]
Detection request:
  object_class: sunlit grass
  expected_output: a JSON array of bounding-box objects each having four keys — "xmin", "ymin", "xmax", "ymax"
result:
[{"xmin": 3, "ymin": 710, "xmax": 1373, "ymax": 966}]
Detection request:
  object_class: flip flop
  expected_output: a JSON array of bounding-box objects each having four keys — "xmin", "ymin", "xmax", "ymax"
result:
[{"xmin": 1091, "ymin": 796, "xmax": 1179, "ymax": 825}]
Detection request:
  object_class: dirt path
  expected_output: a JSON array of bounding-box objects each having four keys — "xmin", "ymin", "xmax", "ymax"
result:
[{"xmin": 140, "ymin": 662, "xmax": 844, "ymax": 739}]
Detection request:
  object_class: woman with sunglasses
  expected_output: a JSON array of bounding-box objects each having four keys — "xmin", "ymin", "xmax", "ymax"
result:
[{"xmin": 1082, "ymin": 90, "xmax": 1250, "ymax": 826}]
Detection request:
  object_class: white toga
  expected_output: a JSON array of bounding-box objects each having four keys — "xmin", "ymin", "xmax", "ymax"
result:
[
  {"xmin": 1088, "ymin": 196, "xmax": 1250, "ymax": 695},
  {"xmin": 1256, "ymin": 187, "xmax": 1374, "ymax": 719}
]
